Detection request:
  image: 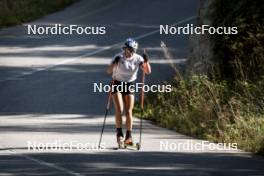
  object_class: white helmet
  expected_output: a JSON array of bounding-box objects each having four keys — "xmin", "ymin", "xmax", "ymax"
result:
[{"xmin": 123, "ymin": 38, "xmax": 138, "ymax": 52}]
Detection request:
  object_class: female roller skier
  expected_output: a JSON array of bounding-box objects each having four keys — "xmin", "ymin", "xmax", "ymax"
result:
[{"xmin": 106, "ymin": 38, "xmax": 151, "ymax": 147}]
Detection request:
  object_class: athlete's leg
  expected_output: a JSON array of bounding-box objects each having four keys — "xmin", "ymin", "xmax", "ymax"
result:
[
  {"xmin": 123, "ymin": 94, "xmax": 134, "ymax": 144},
  {"xmin": 113, "ymin": 92, "xmax": 124, "ymax": 145},
  {"xmin": 112, "ymin": 92, "xmax": 123, "ymax": 128}
]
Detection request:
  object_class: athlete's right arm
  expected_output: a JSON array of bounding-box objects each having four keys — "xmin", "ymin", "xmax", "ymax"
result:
[
  {"xmin": 106, "ymin": 56, "xmax": 120, "ymax": 74},
  {"xmin": 106, "ymin": 64, "xmax": 115, "ymax": 74}
]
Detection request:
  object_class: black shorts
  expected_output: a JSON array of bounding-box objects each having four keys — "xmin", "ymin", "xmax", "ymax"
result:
[{"xmin": 111, "ymin": 80, "xmax": 134, "ymax": 95}]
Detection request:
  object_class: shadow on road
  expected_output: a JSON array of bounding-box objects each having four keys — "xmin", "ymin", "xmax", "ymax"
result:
[{"xmin": 0, "ymin": 151, "xmax": 263, "ymax": 176}]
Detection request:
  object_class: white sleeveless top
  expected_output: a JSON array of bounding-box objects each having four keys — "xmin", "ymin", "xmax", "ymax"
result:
[{"xmin": 111, "ymin": 53, "xmax": 144, "ymax": 82}]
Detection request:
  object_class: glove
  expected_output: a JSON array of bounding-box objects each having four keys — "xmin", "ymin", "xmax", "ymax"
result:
[
  {"xmin": 112, "ymin": 56, "xmax": 120, "ymax": 64},
  {"xmin": 142, "ymin": 53, "xmax": 149, "ymax": 62}
]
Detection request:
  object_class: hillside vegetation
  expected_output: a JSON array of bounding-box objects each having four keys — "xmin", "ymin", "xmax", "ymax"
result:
[
  {"xmin": 137, "ymin": 0, "xmax": 264, "ymax": 155},
  {"xmin": 0, "ymin": 0, "xmax": 77, "ymax": 28}
]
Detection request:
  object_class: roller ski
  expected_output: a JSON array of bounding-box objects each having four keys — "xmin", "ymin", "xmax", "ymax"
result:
[
  {"xmin": 124, "ymin": 137, "xmax": 141, "ymax": 150},
  {"xmin": 115, "ymin": 130, "xmax": 140, "ymax": 150},
  {"xmin": 123, "ymin": 131, "xmax": 141, "ymax": 150}
]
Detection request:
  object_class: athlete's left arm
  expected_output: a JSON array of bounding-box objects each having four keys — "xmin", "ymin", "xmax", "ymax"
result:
[
  {"xmin": 141, "ymin": 53, "xmax": 151, "ymax": 74},
  {"xmin": 141, "ymin": 62, "xmax": 151, "ymax": 74}
]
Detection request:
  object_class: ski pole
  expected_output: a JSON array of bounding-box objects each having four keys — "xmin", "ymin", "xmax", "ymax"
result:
[
  {"xmin": 138, "ymin": 71, "xmax": 145, "ymax": 150},
  {"xmin": 98, "ymin": 79, "xmax": 114, "ymax": 149},
  {"xmin": 138, "ymin": 49, "xmax": 146, "ymax": 150}
]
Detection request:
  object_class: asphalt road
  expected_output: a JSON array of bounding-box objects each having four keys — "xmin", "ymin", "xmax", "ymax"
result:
[{"xmin": 0, "ymin": 0, "xmax": 264, "ymax": 175}]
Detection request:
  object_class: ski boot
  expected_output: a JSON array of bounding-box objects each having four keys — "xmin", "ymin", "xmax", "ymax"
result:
[
  {"xmin": 124, "ymin": 131, "xmax": 134, "ymax": 148},
  {"xmin": 124, "ymin": 137, "xmax": 133, "ymax": 146},
  {"xmin": 116, "ymin": 128, "xmax": 124, "ymax": 148}
]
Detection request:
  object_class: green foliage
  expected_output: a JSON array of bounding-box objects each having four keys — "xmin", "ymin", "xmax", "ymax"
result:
[
  {"xmin": 0, "ymin": 0, "xmax": 78, "ymax": 28},
  {"xmin": 134, "ymin": 0, "xmax": 264, "ymax": 155},
  {"xmin": 210, "ymin": 0, "xmax": 264, "ymax": 82},
  {"xmin": 135, "ymin": 75, "xmax": 264, "ymax": 155}
]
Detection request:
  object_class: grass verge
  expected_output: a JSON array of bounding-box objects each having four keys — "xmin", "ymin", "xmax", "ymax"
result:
[{"xmin": 135, "ymin": 74, "xmax": 264, "ymax": 155}]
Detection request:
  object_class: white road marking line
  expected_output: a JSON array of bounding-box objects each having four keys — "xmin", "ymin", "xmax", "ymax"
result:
[
  {"xmin": 0, "ymin": 16, "xmax": 196, "ymax": 83},
  {"xmin": 6, "ymin": 149, "xmax": 84, "ymax": 176},
  {"xmin": 134, "ymin": 16, "xmax": 196, "ymax": 40}
]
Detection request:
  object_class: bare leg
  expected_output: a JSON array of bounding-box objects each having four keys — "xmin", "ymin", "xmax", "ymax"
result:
[
  {"xmin": 112, "ymin": 92, "xmax": 123, "ymax": 128},
  {"xmin": 123, "ymin": 94, "xmax": 134, "ymax": 131}
]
